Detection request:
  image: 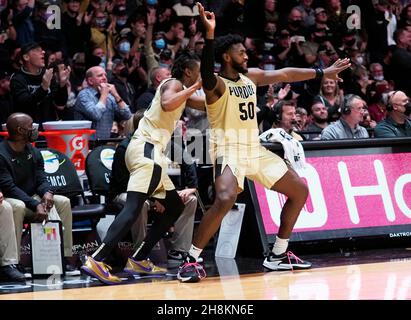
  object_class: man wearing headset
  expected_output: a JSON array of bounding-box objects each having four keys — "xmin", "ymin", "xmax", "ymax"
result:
[
  {"xmin": 320, "ymin": 94, "xmax": 369, "ymax": 140},
  {"xmin": 374, "ymin": 91, "xmax": 411, "ymax": 138},
  {"xmin": 270, "ymin": 100, "xmax": 304, "ymax": 141}
]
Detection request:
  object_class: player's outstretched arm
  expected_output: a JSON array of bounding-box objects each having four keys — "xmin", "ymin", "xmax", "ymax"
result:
[
  {"xmin": 198, "ymin": 2, "xmax": 225, "ymax": 105},
  {"xmin": 247, "ymin": 58, "xmax": 351, "ymax": 87}
]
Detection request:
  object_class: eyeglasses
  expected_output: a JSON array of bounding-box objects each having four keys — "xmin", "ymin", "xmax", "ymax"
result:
[{"xmin": 352, "ymin": 106, "xmax": 367, "ymax": 112}]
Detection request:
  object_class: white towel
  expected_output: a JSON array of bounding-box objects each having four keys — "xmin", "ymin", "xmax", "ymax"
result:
[{"xmin": 259, "ymin": 128, "xmax": 307, "ymax": 170}]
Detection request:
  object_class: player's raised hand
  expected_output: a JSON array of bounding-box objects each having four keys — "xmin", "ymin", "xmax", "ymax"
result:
[
  {"xmin": 324, "ymin": 58, "xmax": 351, "ymax": 82},
  {"xmin": 197, "ymin": 2, "xmax": 215, "ymax": 33}
]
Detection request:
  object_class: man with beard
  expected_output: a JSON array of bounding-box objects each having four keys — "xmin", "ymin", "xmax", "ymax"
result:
[
  {"xmin": 270, "ymin": 100, "xmax": 303, "ymax": 141},
  {"xmin": 176, "ymin": 3, "xmax": 351, "ymax": 283},
  {"xmin": 304, "ymin": 101, "xmax": 329, "ymax": 140}
]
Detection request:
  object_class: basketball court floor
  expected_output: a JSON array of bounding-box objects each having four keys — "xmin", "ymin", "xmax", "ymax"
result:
[{"xmin": 1, "ymin": 245, "xmax": 411, "ymax": 300}]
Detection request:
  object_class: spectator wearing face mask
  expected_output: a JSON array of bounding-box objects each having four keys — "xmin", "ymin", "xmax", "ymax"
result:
[
  {"xmin": 336, "ymin": 29, "xmax": 358, "ymax": 58},
  {"xmin": 113, "ymin": 34, "xmax": 132, "ymax": 62},
  {"xmin": 370, "ymin": 63, "xmax": 385, "ymax": 82},
  {"xmin": 112, "ymin": 5, "xmax": 129, "ymax": 34},
  {"xmin": 374, "ymin": 90, "xmax": 411, "ymax": 137},
  {"xmin": 0, "ymin": 113, "xmax": 77, "ymax": 275},
  {"xmin": 90, "ymin": 9, "xmax": 114, "ymax": 59},
  {"xmin": 284, "ymin": 8, "xmax": 305, "ymax": 37},
  {"xmin": 70, "ymin": 52, "xmax": 86, "ymax": 95},
  {"xmin": 110, "ymin": 59, "xmax": 137, "ymax": 113}
]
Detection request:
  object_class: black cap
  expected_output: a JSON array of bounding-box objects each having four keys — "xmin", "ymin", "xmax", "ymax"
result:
[
  {"xmin": 160, "ymin": 49, "xmax": 172, "ymax": 60},
  {"xmin": 113, "ymin": 5, "xmax": 127, "ymax": 16},
  {"xmin": 36, "ymin": 0, "xmax": 51, "ymax": 8},
  {"xmin": 21, "ymin": 42, "xmax": 42, "ymax": 55}
]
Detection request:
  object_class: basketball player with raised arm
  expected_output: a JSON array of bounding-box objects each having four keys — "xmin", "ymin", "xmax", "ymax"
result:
[{"xmin": 176, "ymin": 3, "xmax": 351, "ymax": 283}]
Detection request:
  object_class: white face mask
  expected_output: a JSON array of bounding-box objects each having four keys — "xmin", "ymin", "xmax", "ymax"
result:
[
  {"xmin": 355, "ymin": 56, "xmax": 364, "ymax": 65},
  {"xmin": 374, "ymin": 75, "xmax": 384, "ymax": 81}
]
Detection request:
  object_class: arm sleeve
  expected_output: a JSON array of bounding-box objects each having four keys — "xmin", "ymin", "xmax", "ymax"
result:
[
  {"xmin": 51, "ymin": 82, "xmax": 68, "ymax": 107},
  {"xmin": 201, "ymin": 39, "xmax": 217, "ymax": 91}
]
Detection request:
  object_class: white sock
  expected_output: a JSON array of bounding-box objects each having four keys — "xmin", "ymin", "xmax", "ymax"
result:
[
  {"xmin": 188, "ymin": 244, "xmax": 203, "ymax": 260},
  {"xmin": 272, "ymin": 236, "xmax": 289, "ymax": 256},
  {"xmin": 91, "ymin": 243, "xmax": 105, "ymax": 259}
]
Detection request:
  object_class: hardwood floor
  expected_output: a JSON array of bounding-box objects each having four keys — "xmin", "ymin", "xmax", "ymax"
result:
[{"xmin": 1, "ymin": 260, "xmax": 410, "ymax": 300}]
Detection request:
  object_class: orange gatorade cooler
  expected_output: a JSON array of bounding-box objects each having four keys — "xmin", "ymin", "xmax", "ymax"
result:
[{"xmin": 40, "ymin": 121, "xmax": 95, "ymax": 176}]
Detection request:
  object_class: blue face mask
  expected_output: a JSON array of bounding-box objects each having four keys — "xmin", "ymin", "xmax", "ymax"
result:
[
  {"xmin": 116, "ymin": 19, "xmax": 127, "ymax": 27},
  {"xmin": 119, "ymin": 41, "xmax": 131, "ymax": 54},
  {"xmin": 154, "ymin": 38, "xmax": 166, "ymax": 50},
  {"xmin": 146, "ymin": 0, "xmax": 157, "ymax": 6},
  {"xmin": 158, "ymin": 62, "xmax": 170, "ymax": 69},
  {"xmin": 99, "ymin": 56, "xmax": 106, "ymax": 69}
]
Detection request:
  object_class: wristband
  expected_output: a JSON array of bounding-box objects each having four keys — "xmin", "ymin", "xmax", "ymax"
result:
[
  {"xmin": 315, "ymin": 68, "xmax": 324, "ymax": 80},
  {"xmin": 116, "ymin": 98, "xmax": 123, "ymax": 104}
]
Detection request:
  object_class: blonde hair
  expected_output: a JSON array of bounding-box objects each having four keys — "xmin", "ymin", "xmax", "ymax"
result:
[{"xmin": 320, "ymin": 78, "xmax": 339, "ymax": 98}]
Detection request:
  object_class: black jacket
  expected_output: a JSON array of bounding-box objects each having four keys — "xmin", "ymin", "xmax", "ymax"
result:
[
  {"xmin": 0, "ymin": 141, "xmax": 52, "ymax": 211},
  {"xmin": 111, "ymin": 76, "xmax": 137, "ymax": 113},
  {"xmin": 10, "ymin": 68, "xmax": 68, "ymax": 127}
]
